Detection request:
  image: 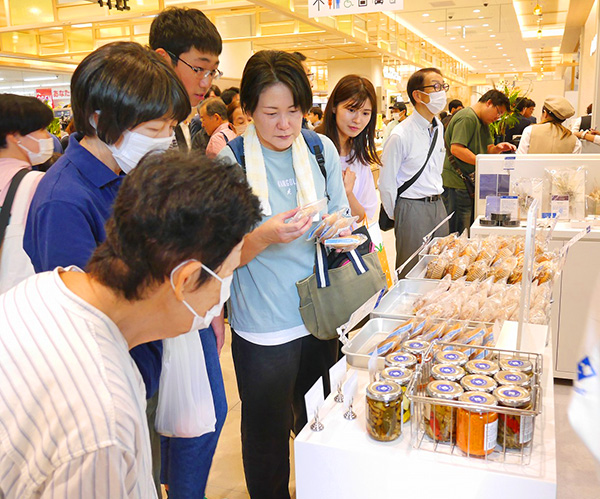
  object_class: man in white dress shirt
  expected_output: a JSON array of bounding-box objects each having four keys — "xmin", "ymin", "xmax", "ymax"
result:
[
  {"xmin": 0, "ymin": 151, "xmax": 260, "ymax": 498},
  {"xmin": 379, "ymin": 68, "xmax": 449, "ymax": 277}
]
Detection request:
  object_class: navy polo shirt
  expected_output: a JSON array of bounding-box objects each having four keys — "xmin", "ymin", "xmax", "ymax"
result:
[{"xmin": 24, "ymin": 133, "xmax": 162, "ymax": 397}]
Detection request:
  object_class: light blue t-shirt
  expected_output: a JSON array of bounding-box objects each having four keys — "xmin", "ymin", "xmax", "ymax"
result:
[{"xmin": 218, "ymin": 134, "xmax": 349, "ymax": 341}]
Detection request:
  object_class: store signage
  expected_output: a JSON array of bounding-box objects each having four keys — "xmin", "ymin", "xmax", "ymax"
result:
[
  {"xmin": 36, "ymin": 88, "xmax": 54, "ymax": 107},
  {"xmin": 52, "ymin": 88, "xmax": 71, "ymax": 99},
  {"xmin": 309, "ymin": 0, "xmax": 404, "ymax": 18}
]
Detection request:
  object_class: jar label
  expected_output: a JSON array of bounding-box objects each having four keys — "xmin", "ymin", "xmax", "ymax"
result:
[
  {"xmin": 520, "ymin": 416, "xmax": 533, "ymax": 443},
  {"xmin": 445, "ymin": 353, "xmax": 459, "ymax": 360},
  {"xmin": 505, "ymin": 374, "xmax": 521, "ymax": 382},
  {"xmin": 503, "ymin": 389, "xmax": 521, "ymax": 397},
  {"xmin": 409, "ymin": 342, "xmax": 424, "ymax": 349},
  {"xmin": 471, "ymin": 378, "xmax": 486, "ymax": 386},
  {"xmin": 485, "ymin": 420, "xmax": 499, "ymax": 451},
  {"xmin": 440, "ymin": 366, "xmax": 455, "ymax": 374},
  {"xmin": 475, "ymin": 362, "xmax": 490, "ymax": 369},
  {"xmin": 393, "ymin": 355, "xmax": 409, "ymax": 362},
  {"xmin": 469, "ymin": 395, "xmax": 486, "ymax": 404},
  {"xmin": 508, "ymin": 360, "xmax": 524, "ymax": 367},
  {"xmin": 375, "ymin": 384, "xmax": 393, "ymax": 393},
  {"xmin": 438, "ymin": 383, "xmax": 453, "ymax": 392},
  {"xmin": 388, "ymin": 369, "xmax": 404, "ymax": 377}
]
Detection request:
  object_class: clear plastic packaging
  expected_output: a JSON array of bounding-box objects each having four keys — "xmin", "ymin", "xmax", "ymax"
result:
[
  {"xmin": 323, "ymin": 233, "xmax": 368, "ymax": 252},
  {"xmin": 510, "ymin": 177, "xmax": 544, "ymax": 219},
  {"xmin": 547, "ymin": 166, "xmax": 587, "ymax": 220},
  {"xmin": 288, "ymin": 197, "xmax": 327, "ymax": 223}
]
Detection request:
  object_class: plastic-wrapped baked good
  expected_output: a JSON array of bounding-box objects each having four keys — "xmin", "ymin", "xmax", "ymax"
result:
[
  {"xmin": 507, "ymin": 265, "xmax": 523, "ymax": 284},
  {"xmin": 491, "ymin": 244, "xmax": 515, "ymax": 265},
  {"xmin": 318, "ymin": 215, "xmax": 358, "ymax": 241},
  {"xmin": 425, "ymin": 257, "xmax": 449, "ymax": 280},
  {"xmin": 466, "ymin": 260, "xmax": 489, "ymax": 282},
  {"xmin": 534, "ymin": 260, "xmax": 557, "ymax": 284},
  {"xmin": 443, "ymin": 256, "xmax": 469, "ymax": 280},
  {"xmin": 489, "ymin": 256, "xmax": 518, "ymax": 282},
  {"xmin": 288, "ymin": 197, "xmax": 328, "ymax": 223},
  {"xmin": 459, "ymin": 241, "xmax": 480, "ymax": 264},
  {"xmin": 428, "ymin": 233, "xmax": 458, "ymax": 255},
  {"xmin": 323, "ymin": 234, "xmax": 368, "ymax": 252}
]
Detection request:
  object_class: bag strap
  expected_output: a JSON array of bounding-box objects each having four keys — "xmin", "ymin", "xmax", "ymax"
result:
[
  {"xmin": 396, "ymin": 125, "xmax": 439, "ymax": 199},
  {"xmin": 221, "ymin": 131, "xmax": 230, "ymax": 144},
  {"xmin": 315, "ymin": 242, "xmax": 369, "ymax": 289},
  {"xmin": 0, "ymin": 169, "xmax": 30, "ymax": 248}
]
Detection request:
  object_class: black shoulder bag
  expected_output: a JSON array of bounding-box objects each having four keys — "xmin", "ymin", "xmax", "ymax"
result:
[
  {"xmin": 379, "ymin": 126, "xmax": 439, "ymax": 231},
  {"xmin": 0, "ymin": 169, "xmax": 30, "ymax": 250}
]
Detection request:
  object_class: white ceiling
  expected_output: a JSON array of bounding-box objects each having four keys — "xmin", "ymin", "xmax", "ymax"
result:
[{"xmin": 0, "ymin": 67, "xmax": 72, "ymax": 92}]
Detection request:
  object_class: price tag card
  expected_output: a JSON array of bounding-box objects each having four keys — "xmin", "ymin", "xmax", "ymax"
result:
[
  {"xmin": 342, "ymin": 372, "xmax": 358, "ymax": 411},
  {"xmin": 305, "ymin": 377, "xmax": 325, "ymax": 423},
  {"xmin": 329, "ymin": 355, "xmax": 347, "ymax": 394}
]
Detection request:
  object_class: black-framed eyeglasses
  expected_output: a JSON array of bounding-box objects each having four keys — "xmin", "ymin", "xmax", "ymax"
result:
[
  {"xmin": 166, "ymin": 50, "xmax": 223, "ymax": 81},
  {"xmin": 421, "ymin": 82, "xmax": 450, "ymax": 92}
]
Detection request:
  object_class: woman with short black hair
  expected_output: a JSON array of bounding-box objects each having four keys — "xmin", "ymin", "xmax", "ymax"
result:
[{"xmin": 218, "ymin": 50, "xmax": 349, "ymax": 499}]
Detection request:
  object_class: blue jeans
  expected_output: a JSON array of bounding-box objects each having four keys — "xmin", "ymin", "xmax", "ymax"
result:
[
  {"xmin": 160, "ymin": 326, "xmax": 228, "ymax": 498},
  {"xmin": 442, "ymin": 187, "xmax": 474, "ymax": 235}
]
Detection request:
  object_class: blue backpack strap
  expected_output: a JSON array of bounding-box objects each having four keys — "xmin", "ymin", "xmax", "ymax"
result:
[
  {"xmin": 301, "ymin": 129, "xmax": 329, "ymax": 200},
  {"xmin": 227, "ymin": 136, "xmax": 245, "ymax": 172},
  {"xmin": 221, "ymin": 131, "xmax": 230, "ymax": 144}
]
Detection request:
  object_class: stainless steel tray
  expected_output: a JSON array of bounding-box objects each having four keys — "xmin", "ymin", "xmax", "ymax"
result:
[
  {"xmin": 341, "ymin": 317, "xmax": 408, "ymax": 370},
  {"xmin": 371, "ymin": 278, "xmax": 440, "ymax": 319},
  {"xmin": 405, "ymin": 255, "xmax": 435, "ymax": 280}
]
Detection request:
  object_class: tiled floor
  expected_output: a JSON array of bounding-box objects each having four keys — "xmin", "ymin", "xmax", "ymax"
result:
[{"xmin": 194, "ymin": 229, "xmax": 600, "ymax": 499}]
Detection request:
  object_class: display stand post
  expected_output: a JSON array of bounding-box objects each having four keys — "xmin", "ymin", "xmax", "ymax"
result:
[{"xmin": 516, "ymin": 200, "xmax": 538, "ymax": 351}]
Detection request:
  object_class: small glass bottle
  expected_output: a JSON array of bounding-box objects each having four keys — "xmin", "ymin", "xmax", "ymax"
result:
[
  {"xmin": 431, "ymin": 364, "xmax": 466, "ymax": 383},
  {"xmin": 434, "ymin": 350, "xmax": 468, "ymax": 367},
  {"xmin": 385, "ymin": 352, "xmax": 417, "ymax": 370},
  {"xmin": 402, "ymin": 339, "xmax": 430, "ymax": 363},
  {"xmin": 457, "ymin": 391, "xmax": 498, "ymax": 457},
  {"xmin": 366, "ymin": 381, "xmax": 403, "ymax": 442},
  {"xmin": 461, "ymin": 374, "xmax": 497, "ymax": 393},
  {"xmin": 425, "ymin": 380, "xmax": 463, "ymax": 443},
  {"xmin": 498, "ymin": 358, "xmax": 533, "ymax": 374},
  {"xmin": 465, "ymin": 359, "xmax": 499, "ymax": 377},
  {"xmin": 381, "ymin": 367, "xmax": 413, "ymax": 423},
  {"xmin": 494, "ymin": 370, "xmax": 531, "ymax": 388},
  {"xmin": 494, "ymin": 385, "xmax": 533, "ymax": 450}
]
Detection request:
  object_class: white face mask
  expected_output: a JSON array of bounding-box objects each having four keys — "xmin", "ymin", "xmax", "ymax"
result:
[
  {"xmin": 421, "ymin": 90, "xmax": 447, "ymax": 115},
  {"xmin": 106, "ymin": 130, "xmax": 174, "ymax": 174},
  {"xmin": 18, "ymin": 134, "xmax": 54, "ymax": 166},
  {"xmin": 392, "ymin": 113, "xmax": 401, "ymax": 121},
  {"xmin": 170, "ymin": 260, "xmax": 233, "ymax": 332}
]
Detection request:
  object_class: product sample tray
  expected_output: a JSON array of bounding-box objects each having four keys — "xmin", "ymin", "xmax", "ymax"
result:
[
  {"xmin": 371, "ymin": 278, "xmax": 440, "ymax": 319},
  {"xmin": 341, "ymin": 318, "xmax": 407, "ymax": 370}
]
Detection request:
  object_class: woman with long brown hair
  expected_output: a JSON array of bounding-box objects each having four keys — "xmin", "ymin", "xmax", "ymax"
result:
[{"xmin": 316, "ymin": 74, "xmax": 380, "ymax": 223}]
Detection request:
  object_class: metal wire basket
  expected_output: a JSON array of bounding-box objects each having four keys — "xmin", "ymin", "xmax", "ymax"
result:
[{"xmin": 406, "ymin": 341, "xmax": 543, "ymax": 465}]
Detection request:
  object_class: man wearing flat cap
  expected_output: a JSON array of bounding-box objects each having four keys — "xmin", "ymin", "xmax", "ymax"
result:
[
  {"xmin": 383, "ymin": 101, "xmax": 408, "ymax": 142},
  {"xmin": 517, "ymin": 95, "xmax": 582, "ymax": 154}
]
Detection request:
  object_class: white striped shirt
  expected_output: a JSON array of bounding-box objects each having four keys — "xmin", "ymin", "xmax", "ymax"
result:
[{"xmin": 0, "ymin": 268, "xmax": 156, "ymax": 499}]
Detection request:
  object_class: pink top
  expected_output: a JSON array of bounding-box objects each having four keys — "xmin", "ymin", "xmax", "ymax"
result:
[
  {"xmin": 206, "ymin": 123, "xmax": 238, "ymax": 157},
  {"xmin": 340, "ymin": 155, "xmax": 379, "ymax": 223},
  {"xmin": 0, "ymin": 158, "xmax": 41, "ymax": 206}
]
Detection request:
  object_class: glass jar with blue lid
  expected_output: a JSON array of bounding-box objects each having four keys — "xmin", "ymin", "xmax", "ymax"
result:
[
  {"xmin": 434, "ymin": 350, "xmax": 468, "ymax": 367},
  {"xmin": 366, "ymin": 381, "xmax": 403, "ymax": 441},
  {"xmin": 461, "ymin": 374, "xmax": 498, "ymax": 393},
  {"xmin": 425, "ymin": 380, "xmax": 464, "ymax": 442},
  {"xmin": 402, "ymin": 339, "xmax": 430, "ymax": 362},
  {"xmin": 465, "ymin": 359, "xmax": 500, "ymax": 377},
  {"xmin": 431, "ymin": 363, "xmax": 466, "ymax": 382},
  {"xmin": 494, "ymin": 370, "xmax": 531, "ymax": 388},
  {"xmin": 498, "ymin": 357, "xmax": 533, "ymax": 373},
  {"xmin": 381, "ymin": 367, "xmax": 413, "ymax": 423},
  {"xmin": 385, "ymin": 352, "xmax": 417, "ymax": 369}
]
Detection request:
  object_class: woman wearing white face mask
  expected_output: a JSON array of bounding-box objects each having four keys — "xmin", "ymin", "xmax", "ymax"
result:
[
  {"xmin": 0, "ymin": 152, "xmax": 262, "ymax": 498},
  {"xmin": 0, "ymin": 94, "xmax": 55, "ymax": 293},
  {"xmin": 24, "ymin": 41, "xmax": 189, "ymax": 433}
]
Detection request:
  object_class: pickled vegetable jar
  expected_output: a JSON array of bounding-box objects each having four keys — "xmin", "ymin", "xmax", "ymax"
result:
[
  {"xmin": 494, "ymin": 385, "xmax": 533, "ymax": 450},
  {"xmin": 402, "ymin": 339, "xmax": 430, "ymax": 362},
  {"xmin": 498, "ymin": 358, "xmax": 533, "ymax": 374},
  {"xmin": 381, "ymin": 367, "xmax": 413, "ymax": 423},
  {"xmin": 457, "ymin": 391, "xmax": 498, "ymax": 457},
  {"xmin": 431, "ymin": 364, "xmax": 465, "ymax": 382},
  {"xmin": 366, "ymin": 381, "xmax": 403, "ymax": 441},
  {"xmin": 424, "ymin": 380, "xmax": 463, "ymax": 442},
  {"xmin": 465, "ymin": 359, "xmax": 499, "ymax": 377},
  {"xmin": 461, "ymin": 374, "xmax": 497, "ymax": 393},
  {"xmin": 385, "ymin": 352, "xmax": 417, "ymax": 370},
  {"xmin": 434, "ymin": 350, "xmax": 468, "ymax": 367},
  {"xmin": 494, "ymin": 370, "xmax": 531, "ymax": 388}
]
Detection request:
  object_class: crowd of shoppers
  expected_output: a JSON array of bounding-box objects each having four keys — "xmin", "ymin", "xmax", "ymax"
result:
[{"xmin": 2, "ymin": 5, "xmax": 590, "ymax": 499}]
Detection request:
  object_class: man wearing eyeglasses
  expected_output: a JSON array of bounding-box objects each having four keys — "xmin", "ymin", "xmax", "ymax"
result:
[
  {"xmin": 442, "ymin": 89, "xmax": 516, "ymax": 234},
  {"xmin": 380, "ymin": 68, "xmax": 449, "ymax": 277},
  {"xmin": 149, "ymin": 8, "xmax": 228, "ymax": 499}
]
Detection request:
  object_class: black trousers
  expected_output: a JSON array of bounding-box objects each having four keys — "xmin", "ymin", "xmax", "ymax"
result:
[{"xmin": 231, "ymin": 331, "xmax": 338, "ymax": 499}]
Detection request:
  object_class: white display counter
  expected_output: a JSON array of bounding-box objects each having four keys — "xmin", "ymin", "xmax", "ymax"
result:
[
  {"xmin": 471, "ymin": 217, "xmax": 600, "ymax": 379},
  {"xmin": 294, "ymin": 324, "xmax": 556, "ymax": 499}
]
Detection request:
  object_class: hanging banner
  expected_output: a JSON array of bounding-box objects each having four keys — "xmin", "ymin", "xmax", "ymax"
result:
[
  {"xmin": 309, "ymin": 0, "xmax": 404, "ymax": 18},
  {"xmin": 36, "ymin": 88, "xmax": 54, "ymax": 107}
]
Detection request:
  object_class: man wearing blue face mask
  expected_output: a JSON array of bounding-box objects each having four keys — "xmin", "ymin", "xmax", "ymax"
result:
[{"xmin": 380, "ymin": 68, "xmax": 449, "ymax": 277}]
